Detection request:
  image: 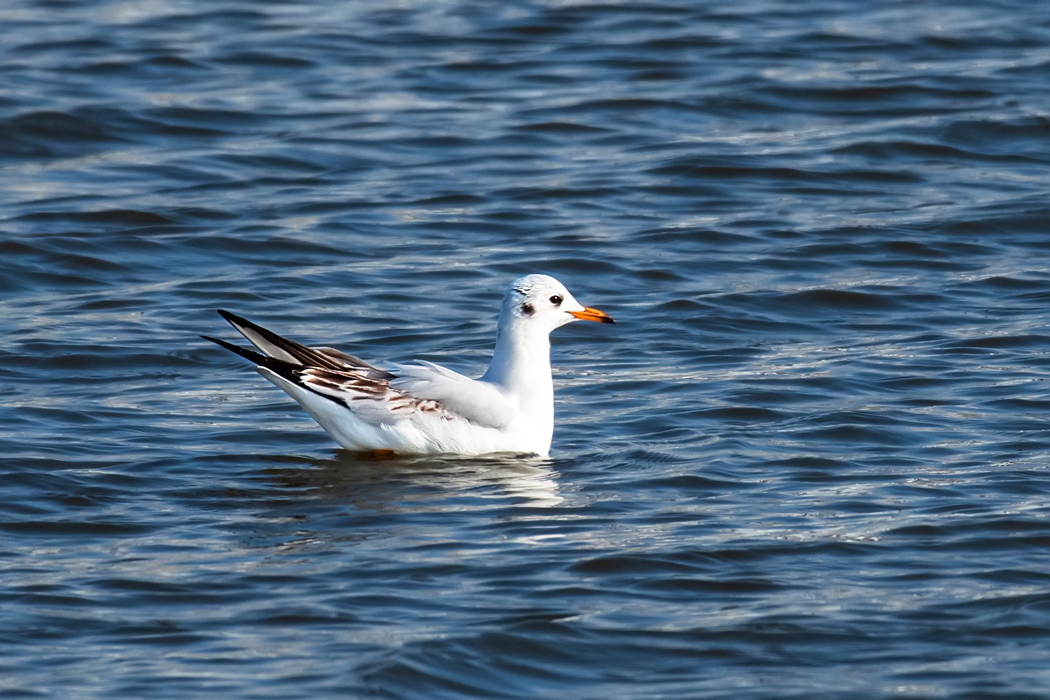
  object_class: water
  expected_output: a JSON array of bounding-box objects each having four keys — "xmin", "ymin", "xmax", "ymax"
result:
[{"xmin": 3, "ymin": 0, "xmax": 1050, "ymax": 696}]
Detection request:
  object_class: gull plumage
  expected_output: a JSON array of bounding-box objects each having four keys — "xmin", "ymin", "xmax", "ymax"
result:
[{"xmin": 203, "ymin": 274, "xmax": 614, "ymax": 456}]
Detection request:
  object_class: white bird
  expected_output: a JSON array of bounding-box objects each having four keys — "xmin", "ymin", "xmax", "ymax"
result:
[{"xmin": 203, "ymin": 274, "xmax": 614, "ymax": 456}]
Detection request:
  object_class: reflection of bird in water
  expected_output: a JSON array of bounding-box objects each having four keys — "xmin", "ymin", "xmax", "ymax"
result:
[
  {"xmin": 263, "ymin": 453, "xmax": 565, "ymax": 516},
  {"xmin": 250, "ymin": 454, "xmax": 565, "ymax": 556},
  {"xmin": 204, "ymin": 274, "xmax": 613, "ymax": 456}
]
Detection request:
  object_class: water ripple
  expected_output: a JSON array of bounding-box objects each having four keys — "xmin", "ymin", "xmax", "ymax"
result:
[{"xmin": 3, "ymin": 0, "xmax": 1050, "ymax": 697}]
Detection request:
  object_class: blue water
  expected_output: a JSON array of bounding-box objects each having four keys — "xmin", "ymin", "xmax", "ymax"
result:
[{"xmin": 3, "ymin": 0, "xmax": 1050, "ymax": 697}]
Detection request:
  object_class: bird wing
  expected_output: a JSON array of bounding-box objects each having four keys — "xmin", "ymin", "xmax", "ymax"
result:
[
  {"xmin": 205, "ymin": 312, "xmax": 514, "ymax": 430},
  {"xmin": 389, "ymin": 361, "xmax": 516, "ymax": 429},
  {"xmin": 216, "ymin": 309, "xmax": 394, "ymax": 380}
]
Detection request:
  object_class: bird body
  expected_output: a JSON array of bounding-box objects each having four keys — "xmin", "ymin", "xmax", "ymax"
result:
[{"xmin": 204, "ymin": 274, "xmax": 613, "ymax": 456}]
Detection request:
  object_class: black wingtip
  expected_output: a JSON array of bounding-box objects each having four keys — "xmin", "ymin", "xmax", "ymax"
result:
[
  {"xmin": 217, "ymin": 309, "xmax": 249, "ymax": 327},
  {"xmin": 201, "ymin": 334, "xmax": 268, "ymax": 365}
]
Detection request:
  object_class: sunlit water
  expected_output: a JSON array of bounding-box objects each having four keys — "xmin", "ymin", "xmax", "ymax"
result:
[{"xmin": 3, "ymin": 1, "xmax": 1050, "ymax": 697}]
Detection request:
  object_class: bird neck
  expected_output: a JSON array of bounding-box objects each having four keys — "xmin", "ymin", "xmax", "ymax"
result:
[{"xmin": 482, "ymin": 321, "xmax": 553, "ymax": 408}]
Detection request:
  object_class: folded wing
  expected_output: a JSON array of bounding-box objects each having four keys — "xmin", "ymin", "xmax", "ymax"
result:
[
  {"xmin": 205, "ymin": 311, "xmax": 515, "ymax": 430},
  {"xmin": 390, "ymin": 361, "xmax": 516, "ymax": 429}
]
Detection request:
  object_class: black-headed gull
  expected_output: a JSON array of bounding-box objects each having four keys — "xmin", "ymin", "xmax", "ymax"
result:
[{"xmin": 203, "ymin": 274, "xmax": 614, "ymax": 456}]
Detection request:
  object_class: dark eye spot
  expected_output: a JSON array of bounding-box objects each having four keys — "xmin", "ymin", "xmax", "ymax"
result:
[
  {"xmin": 549, "ymin": 295, "xmax": 563, "ymax": 306},
  {"xmin": 521, "ymin": 302, "xmax": 534, "ymax": 316}
]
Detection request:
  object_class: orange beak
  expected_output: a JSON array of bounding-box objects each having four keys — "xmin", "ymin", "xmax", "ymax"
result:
[{"xmin": 569, "ymin": 306, "xmax": 616, "ymax": 324}]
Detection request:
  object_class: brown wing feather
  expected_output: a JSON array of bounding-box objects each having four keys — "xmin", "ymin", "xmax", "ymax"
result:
[{"xmin": 299, "ymin": 367, "xmax": 450, "ymax": 417}]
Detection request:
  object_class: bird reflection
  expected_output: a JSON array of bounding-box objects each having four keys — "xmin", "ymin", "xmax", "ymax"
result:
[
  {"xmin": 240, "ymin": 451, "xmax": 565, "ymax": 555},
  {"xmin": 257, "ymin": 450, "xmax": 564, "ymax": 512}
]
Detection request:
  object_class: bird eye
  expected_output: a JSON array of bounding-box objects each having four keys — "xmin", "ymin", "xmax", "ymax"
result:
[{"xmin": 549, "ymin": 295, "xmax": 563, "ymax": 306}]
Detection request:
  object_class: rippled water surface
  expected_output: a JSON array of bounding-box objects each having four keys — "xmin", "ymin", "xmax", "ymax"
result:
[{"xmin": 4, "ymin": 0, "xmax": 1050, "ymax": 697}]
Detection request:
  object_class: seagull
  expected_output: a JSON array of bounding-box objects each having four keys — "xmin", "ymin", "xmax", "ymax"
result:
[{"xmin": 203, "ymin": 274, "xmax": 614, "ymax": 456}]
